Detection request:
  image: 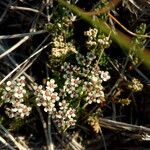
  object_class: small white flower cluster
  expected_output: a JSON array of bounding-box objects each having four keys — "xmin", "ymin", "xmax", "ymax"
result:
[
  {"xmin": 33, "ymin": 79, "xmax": 59, "ymax": 114},
  {"xmin": 33, "ymin": 79, "xmax": 77, "ymax": 130},
  {"xmin": 1, "ymin": 76, "xmax": 31, "ymax": 118},
  {"xmin": 61, "ymin": 76, "xmax": 80, "ymax": 98},
  {"xmin": 5, "ymin": 102, "xmax": 31, "ymax": 118},
  {"xmin": 100, "ymin": 71, "xmax": 111, "ymax": 82},
  {"xmin": 83, "ymin": 81, "xmax": 104, "ymax": 104},
  {"xmin": 51, "ymin": 35, "xmax": 77, "ymax": 58},
  {"xmin": 83, "ymin": 69, "xmax": 110, "ymax": 104},
  {"xmin": 128, "ymin": 78, "xmax": 143, "ymax": 92},
  {"xmin": 52, "ymin": 100, "xmax": 76, "ymax": 131},
  {"xmin": 84, "ymin": 28, "xmax": 111, "ymax": 49},
  {"xmin": 61, "ymin": 51, "xmax": 111, "ymax": 105}
]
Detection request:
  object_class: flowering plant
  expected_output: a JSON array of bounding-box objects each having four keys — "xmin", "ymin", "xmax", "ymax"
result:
[{"xmin": 0, "ymin": 0, "xmax": 148, "ymax": 149}]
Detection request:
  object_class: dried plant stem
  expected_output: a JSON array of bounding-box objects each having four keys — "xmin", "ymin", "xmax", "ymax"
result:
[
  {"xmin": 36, "ymin": 107, "xmax": 50, "ymax": 150},
  {"xmin": 0, "ymin": 36, "xmax": 29, "ymax": 60},
  {"xmin": 0, "ymin": 124, "xmax": 27, "ymax": 150},
  {"xmin": 0, "ymin": 43, "xmax": 34, "ymax": 83},
  {"xmin": 99, "ymin": 117, "xmax": 150, "ymax": 138},
  {"xmin": 64, "ymin": 132, "xmax": 84, "ymax": 150},
  {"xmin": 0, "ymin": 0, "xmax": 13, "ymax": 23},
  {"xmin": 0, "ymin": 30, "xmax": 46, "ymax": 40},
  {"xmin": 0, "ymin": 136, "xmax": 16, "ymax": 150},
  {"xmin": 0, "ymin": 6, "xmax": 8, "ymax": 23},
  {"xmin": 47, "ymin": 115, "xmax": 54, "ymax": 150},
  {"xmin": 12, "ymin": 34, "xmax": 50, "ymax": 81},
  {"xmin": 0, "ymin": 44, "xmax": 49, "ymax": 85},
  {"xmin": 46, "ymin": 0, "xmax": 51, "ymax": 22},
  {"xmin": 106, "ymin": 55, "xmax": 128, "ymax": 96},
  {"xmin": 12, "ymin": 57, "xmax": 37, "ymax": 81},
  {"xmin": 111, "ymin": 102, "xmax": 116, "ymax": 120},
  {"xmin": 132, "ymin": 66, "xmax": 150, "ymax": 84},
  {"xmin": 100, "ymin": 130, "xmax": 107, "ymax": 150},
  {"xmin": 84, "ymin": 1, "xmax": 150, "ymax": 38},
  {"xmin": 110, "ymin": 56, "xmax": 129, "ymax": 120},
  {"xmin": 108, "ymin": 13, "xmax": 150, "ymax": 38},
  {"xmin": 9, "ymin": 6, "xmax": 46, "ymax": 17}
]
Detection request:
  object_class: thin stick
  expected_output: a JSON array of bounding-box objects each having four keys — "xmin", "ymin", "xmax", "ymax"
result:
[
  {"xmin": 0, "ymin": 44, "xmax": 49, "ymax": 85},
  {"xmin": 132, "ymin": 65, "xmax": 150, "ymax": 84},
  {"xmin": 0, "ymin": 6, "xmax": 8, "ymax": 23},
  {"xmin": 0, "ymin": 36, "xmax": 29, "ymax": 60},
  {"xmin": 36, "ymin": 107, "xmax": 50, "ymax": 150},
  {"xmin": 12, "ymin": 57, "xmax": 37, "ymax": 81},
  {"xmin": 64, "ymin": 132, "xmax": 84, "ymax": 150},
  {"xmin": 0, "ymin": 41, "xmax": 34, "ymax": 84},
  {"xmin": 99, "ymin": 117, "xmax": 150, "ymax": 137},
  {"xmin": 46, "ymin": 0, "xmax": 51, "ymax": 22},
  {"xmin": 108, "ymin": 13, "xmax": 150, "ymax": 38},
  {"xmin": 0, "ymin": 124, "xmax": 27, "ymax": 150},
  {"xmin": 84, "ymin": 0, "xmax": 150, "ymax": 38},
  {"xmin": 0, "ymin": 136, "xmax": 16, "ymax": 150},
  {"xmin": 0, "ymin": 30, "xmax": 46, "ymax": 40},
  {"xmin": 48, "ymin": 115, "xmax": 54, "ymax": 150},
  {"xmin": 0, "ymin": 0, "xmax": 13, "ymax": 23},
  {"xmin": 100, "ymin": 130, "xmax": 107, "ymax": 150},
  {"xmin": 9, "ymin": 6, "xmax": 46, "ymax": 17},
  {"xmin": 12, "ymin": 34, "xmax": 50, "ymax": 81}
]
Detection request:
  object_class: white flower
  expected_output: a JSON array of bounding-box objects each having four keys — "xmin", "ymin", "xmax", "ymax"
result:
[
  {"xmin": 70, "ymin": 76, "xmax": 80, "ymax": 87},
  {"xmin": 44, "ymin": 103, "xmax": 55, "ymax": 114},
  {"xmin": 13, "ymin": 87, "xmax": 25, "ymax": 99},
  {"xmin": 51, "ymin": 92, "xmax": 60, "ymax": 102},
  {"xmin": 59, "ymin": 88, "xmax": 67, "ymax": 98},
  {"xmin": 5, "ymin": 81, "xmax": 12, "ymax": 91},
  {"xmin": 6, "ymin": 81, "xmax": 12, "ymax": 86},
  {"xmin": 100, "ymin": 71, "xmax": 111, "ymax": 81},
  {"xmin": 90, "ymin": 75, "xmax": 99, "ymax": 83},
  {"xmin": 16, "ymin": 76, "xmax": 26, "ymax": 86},
  {"xmin": 83, "ymin": 81, "xmax": 93, "ymax": 92},
  {"xmin": 42, "ymin": 90, "xmax": 51, "ymax": 101},
  {"xmin": 96, "ymin": 91, "xmax": 105, "ymax": 98},
  {"xmin": 98, "ymin": 39, "xmax": 105, "ymax": 45},
  {"xmin": 70, "ymin": 91, "xmax": 78, "ymax": 98},
  {"xmin": 67, "ymin": 108, "xmax": 76, "ymax": 118},
  {"xmin": 86, "ymin": 41, "xmax": 97, "ymax": 46},
  {"xmin": 34, "ymin": 85, "xmax": 43, "ymax": 94},
  {"xmin": 5, "ymin": 86, "xmax": 11, "ymax": 91},
  {"xmin": 11, "ymin": 108, "xmax": 18, "ymax": 112},
  {"xmin": 86, "ymin": 92, "xmax": 95, "ymax": 104},
  {"xmin": 46, "ymin": 79, "xmax": 57, "ymax": 92},
  {"xmin": 59, "ymin": 100, "xmax": 69, "ymax": 110},
  {"xmin": 20, "ymin": 76, "xmax": 25, "ymax": 80},
  {"xmin": 57, "ymin": 23, "xmax": 62, "ymax": 28},
  {"xmin": 5, "ymin": 103, "xmax": 31, "ymax": 119}
]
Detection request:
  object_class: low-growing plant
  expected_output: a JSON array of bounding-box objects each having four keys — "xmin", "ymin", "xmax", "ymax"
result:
[{"xmin": 0, "ymin": 0, "xmax": 149, "ymax": 149}]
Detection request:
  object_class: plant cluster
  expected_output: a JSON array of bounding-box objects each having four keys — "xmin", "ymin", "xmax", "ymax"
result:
[
  {"xmin": 0, "ymin": 0, "xmax": 149, "ymax": 149},
  {"xmin": 1, "ymin": 76, "xmax": 31, "ymax": 119}
]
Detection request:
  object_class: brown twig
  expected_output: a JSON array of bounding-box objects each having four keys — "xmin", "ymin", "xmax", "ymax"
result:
[
  {"xmin": 108, "ymin": 13, "xmax": 150, "ymax": 38},
  {"xmin": 85, "ymin": 0, "xmax": 150, "ymax": 39},
  {"xmin": 99, "ymin": 117, "xmax": 150, "ymax": 139}
]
